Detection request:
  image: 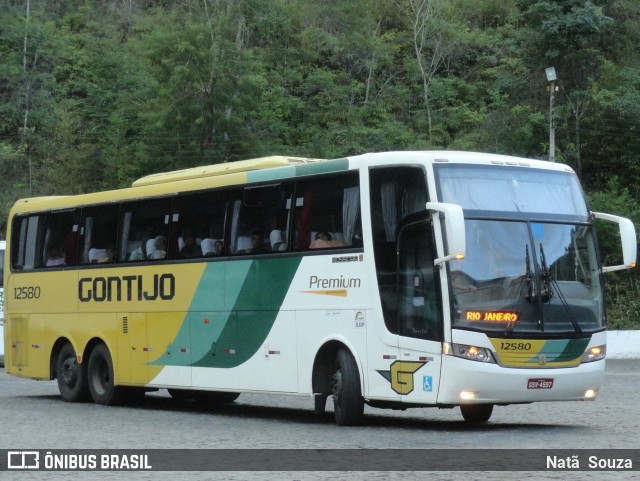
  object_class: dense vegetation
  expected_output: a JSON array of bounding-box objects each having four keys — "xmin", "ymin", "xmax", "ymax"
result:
[{"xmin": 1, "ymin": 0, "xmax": 638, "ymax": 327}]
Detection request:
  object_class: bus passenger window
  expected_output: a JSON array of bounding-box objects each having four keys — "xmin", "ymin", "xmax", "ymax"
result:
[
  {"xmin": 11, "ymin": 215, "xmax": 40, "ymax": 270},
  {"xmin": 41, "ymin": 209, "xmax": 79, "ymax": 267},
  {"xmin": 230, "ymin": 184, "xmax": 291, "ymax": 255},
  {"xmin": 80, "ymin": 204, "xmax": 120, "ymax": 265},
  {"xmin": 170, "ymin": 191, "xmax": 228, "ymax": 259},
  {"xmin": 120, "ymin": 199, "xmax": 171, "ymax": 262},
  {"xmin": 293, "ymin": 174, "xmax": 361, "ymax": 251}
]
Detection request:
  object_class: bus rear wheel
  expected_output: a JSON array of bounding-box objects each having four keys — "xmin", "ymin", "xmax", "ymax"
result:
[
  {"xmin": 332, "ymin": 348, "xmax": 364, "ymax": 426},
  {"xmin": 460, "ymin": 404, "xmax": 493, "ymax": 423},
  {"xmin": 56, "ymin": 343, "xmax": 90, "ymax": 402},
  {"xmin": 87, "ymin": 344, "xmax": 126, "ymax": 405}
]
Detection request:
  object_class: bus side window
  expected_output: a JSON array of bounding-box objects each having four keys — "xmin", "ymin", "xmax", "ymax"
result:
[
  {"xmin": 11, "ymin": 215, "xmax": 40, "ymax": 271},
  {"xmin": 293, "ymin": 174, "xmax": 361, "ymax": 251},
  {"xmin": 41, "ymin": 209, "xmax": 79, "ymax": 267},
  {"xmin": 170, "ymin": 191, "xmax": 228, "ymax": 260},
  {"xmin": 80, "ymin": 204, "xmax": 120, "ymax": 265},
  {"xmin": 120, "ymin": 199, "xmax": 172, "ymax": 262},
  {"xmin": 230, "ymin": 184, "xmax": 291, "ymax": 255}
]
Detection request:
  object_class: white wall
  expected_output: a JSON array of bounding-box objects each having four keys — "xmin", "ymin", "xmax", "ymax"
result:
[{"xmin": 607, "ymin": 330, "xmax": 640, "ymax": 359}]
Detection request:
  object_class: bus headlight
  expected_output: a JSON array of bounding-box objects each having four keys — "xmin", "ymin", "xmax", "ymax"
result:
[
  {"xmin": 582, "ymin": 345, "xmax": 606, "ymax": 363},
  {"xmin": 445, "ymin": 343, "xmax": 495, "ymax": 363}
]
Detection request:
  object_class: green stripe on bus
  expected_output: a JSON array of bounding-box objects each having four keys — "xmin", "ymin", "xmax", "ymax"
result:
[
  {"xmin": 150, "ymin": 257, "xmax": 302, "ymax": 368},
  {"xmin": 527, "ymin": 338, "xmax": 590, "ymax": 363},
  {"xmin": 554, "ymin": 338, "xmax": 590, "ymax": 362},
  {"xmin": 294, "ymin": 158, "xmax": 349, "ymax": 177},
  {"xmin": 247, "ymin": 166, "xmax": 297, "ymax": 183},
  {"xmin": 246, "ymin": 158, "xmax": 350, "ymax": 183}
]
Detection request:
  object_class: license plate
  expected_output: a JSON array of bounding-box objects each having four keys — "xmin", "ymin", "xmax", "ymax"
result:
[{"xmin": 527, "ymin": 378, "xmax": 554, "ymax": 389}]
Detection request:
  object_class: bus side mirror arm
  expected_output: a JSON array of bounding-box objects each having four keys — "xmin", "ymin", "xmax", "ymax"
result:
[
  {"xmin": 426, "ymin": 202, "xmax": 466, "ymax": 266},
  {"xmin": 592, "ymin": 211, "xmax": 637, "ymax": 273}
]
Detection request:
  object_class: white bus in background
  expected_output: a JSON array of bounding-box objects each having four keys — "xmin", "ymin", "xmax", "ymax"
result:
[{"xmin": 0, "ymin": 240, "xmax": 5, "ymax": 366}]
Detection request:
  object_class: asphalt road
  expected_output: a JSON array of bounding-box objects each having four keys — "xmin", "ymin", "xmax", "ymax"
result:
[{"xmin": 0, "ymin": 360, "xmax": 638, "ymax": 480}]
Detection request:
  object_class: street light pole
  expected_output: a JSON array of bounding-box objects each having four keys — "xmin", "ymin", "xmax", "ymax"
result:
[
  {"xmin": 545, "ymin": 67, "xmax": 557, "ymax": 162},
  {"xmin": 549, "ymin": 80, "xmax": 555, "ymax": 162}
]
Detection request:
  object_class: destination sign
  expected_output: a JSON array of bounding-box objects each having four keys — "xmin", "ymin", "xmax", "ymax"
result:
[{"xmin": 464, "ymin": 310, "xmax": 520, "ymax": 322}]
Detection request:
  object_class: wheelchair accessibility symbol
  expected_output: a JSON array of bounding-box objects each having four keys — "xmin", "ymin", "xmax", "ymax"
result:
[{"xmin": 422, "ymin": 375, "xmax": 433, "ymax": 392}]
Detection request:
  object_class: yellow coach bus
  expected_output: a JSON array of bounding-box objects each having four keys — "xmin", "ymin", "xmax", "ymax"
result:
[{"xmin": 3, "ymin": 152, "xmax": 636, "ymax": 425}]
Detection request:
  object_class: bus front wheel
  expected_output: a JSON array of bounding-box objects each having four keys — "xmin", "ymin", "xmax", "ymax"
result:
[
  {"xmin": 332, "ymin": 348, "xmax": 364, "ymax": 426},
  {"xmin": 460, "ymin": 404, "xmax": 493, "ymax": 423},
  {"xmin": 56, "ymin": 343, "xmax": 90, "ymax": 402},
  {"xmin": 87, "ymin": 344, "xmax": 126, "ymax": 405}
]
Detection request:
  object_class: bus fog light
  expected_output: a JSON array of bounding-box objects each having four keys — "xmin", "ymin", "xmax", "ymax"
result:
[
  {"xmin": 451, "ymin": 343, "xmax": 495, "ymax": 363},
  {"xmin": 460, "ymin": 391, "xmax": 476, "ymax": 400},
  {"xmin": 582, "ymin": 345, "xmax": 606, "ymax": 363},
  {"xmin": 585, "ymin": 389, "xmax": 597, "ymax": 399}
]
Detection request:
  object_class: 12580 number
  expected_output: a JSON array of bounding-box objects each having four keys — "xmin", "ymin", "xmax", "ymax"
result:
[
  {"xmin": 500, "ymin": 342, "xmax": 532, "ymax": 351},
  {"xmin": 14, "ymin": 286, "xmax": 41, "ymax": 300}
]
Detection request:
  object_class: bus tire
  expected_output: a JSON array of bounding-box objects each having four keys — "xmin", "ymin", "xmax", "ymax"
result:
[
  {"xmin": 192, "ymin": 390, "xmax": 240, "ymax": 404},
  {"xmin": 460, "ymin": 404, "xmax": 493, "ymax": 423},
  {"xmin": 314, "ymin": 394, "xmax": 328, "ymax": 416},
  {"xmin": 332, "ymin": 348, "xmax": 364, "ymax": 426},
  {"xmin": 56, "ymin": 343, "xmax": 90, "ymax": 402},
  {"xmin": 87, "ymin": 344, "xmax": 126, "ymax": 405}
]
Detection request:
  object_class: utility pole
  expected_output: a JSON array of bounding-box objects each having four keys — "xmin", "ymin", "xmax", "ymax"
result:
[{"xmin": 545, "ymin": 67, "xmax": 557, "ymax": 162}]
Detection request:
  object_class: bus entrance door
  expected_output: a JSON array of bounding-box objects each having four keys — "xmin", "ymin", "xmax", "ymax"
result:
[{"xmin": 397, "ymin": 221, "xmax": 443, "ymax": 404}]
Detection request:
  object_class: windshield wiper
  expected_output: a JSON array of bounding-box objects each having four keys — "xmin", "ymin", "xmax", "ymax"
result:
[
  {"xmin": 538, "ymin": 244, "xmax": 553, "ymax": 303},
  {"xmin": 539, "ymin": 244, "xmax": 582, "ymax": 336},
  {"xmin": 522, "ymin": 244, "xmax": 547, "ymax": 304},
  {"xmin": 509, "ymin": 244, "xmax": 539, "ymax": 334}
]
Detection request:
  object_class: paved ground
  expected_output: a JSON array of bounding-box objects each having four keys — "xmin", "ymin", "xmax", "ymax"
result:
[{"xmin": 0, "ymin": 360, "xmax": 638, "ymax": 480}]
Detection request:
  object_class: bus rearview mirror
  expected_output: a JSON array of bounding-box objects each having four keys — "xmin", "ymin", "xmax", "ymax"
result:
[
  {"xmin": 593, "ymin": 211, "xmax": 637, "ymax": 273},
  {"xmin": 426, "ymin": 202, "xmax": 466, "ymax": 265}
]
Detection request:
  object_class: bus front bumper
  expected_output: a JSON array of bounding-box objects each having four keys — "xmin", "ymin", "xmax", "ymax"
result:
[{"xmin": 436, "ymin": 355, "xmax": 605, "ymax": 405}]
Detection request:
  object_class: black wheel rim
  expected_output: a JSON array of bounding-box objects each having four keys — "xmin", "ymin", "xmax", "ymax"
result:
[{"xmin": 60, "ymin": 357, "xmax": 78, "ymax": 387}]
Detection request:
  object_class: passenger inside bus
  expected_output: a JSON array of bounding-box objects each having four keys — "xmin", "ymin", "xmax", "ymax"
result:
[
  {"xmin": 180, "ymin": 230, "xmax": 200, "ymax": 257},
  {"xmin": 310, "ymin": 231, "xmax": 346, "ymax": 249},
  {"xmin": 200, "ymin": 238, "xmax": 223, "ymax": 256},
  {"xmin": 129, "ymin": 239, "xmax": 147, "ymax": 261},
  {"xmin": 238, "ymin": 230, "xmax": 269, "ymax": 254},
  {"xmin": 151, "ymin": 235, "xmax": 167, "ymax": 259},
  {"xmin": 98, "ymin": 244, "xmax": 115, "ymax": 263},
  {"xmin": 45, "ymin": 245, "xmax": 66, "ymax": 266}
]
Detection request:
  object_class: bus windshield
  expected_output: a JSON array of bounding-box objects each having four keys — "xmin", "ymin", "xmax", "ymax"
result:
[
  {"xmin": 435, "ymin": 164, "xmax": 602, "ymax": 335},
  {"xmin": 435, "ymin": 164, "xmax": 589, "ymax": 220},
  {"xmin": 448, "ymin": 220, "xmax": 603, "ymax": 334}
]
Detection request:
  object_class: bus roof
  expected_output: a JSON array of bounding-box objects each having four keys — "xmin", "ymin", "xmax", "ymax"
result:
[
  {"xmin": 9, "ymin": 151, "xmax": 575, "ymax": 215},
  {"xmin": 132, "ymin": 156, "xmax": 322, "ymax": 187},
  {"xmin": 349, "ymin": 151, "xmax": 576, "ymax": 173}
]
